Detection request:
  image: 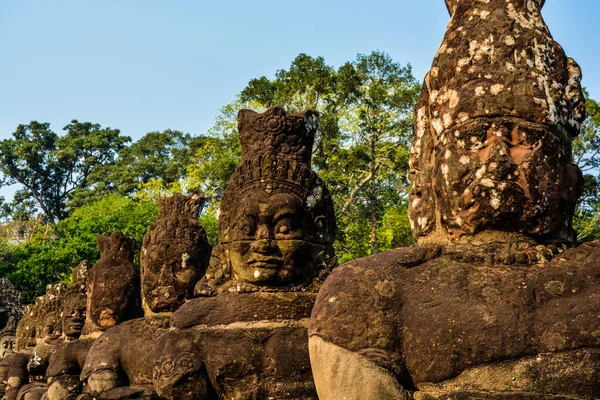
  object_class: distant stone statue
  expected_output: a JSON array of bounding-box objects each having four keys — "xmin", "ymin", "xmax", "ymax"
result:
[
  {"xmin": 153, "ymin": 106, "xmax": 337, "ymax": 399},
  {"xmin": 4, "ymin": 296, "xmax": 46, "ymax": 399},
  {"xmin": 46, "ymin": 233, "xmax": 142, "ymax": 400},
  {"xmin": 82, "ymin": 231, "xmax": 142, "ymax": 337},
  {"xmin": 0, "ymin": 279, "xmax": 23, "ymax": 331},
  {"xmin": 309, "ymin": 1, "xmax": 600, "ymax": 399},
  {"xmin": 140, "ymin": 193, "xmax": 211, "ymax": 314},
  {"xmin": 80, "ymin": 195, "xmax": 211, "ymax": 399},
  {"xmin": 28, "ymin": 283, "xmax": 66, "ymax": 378},
  {"xmin": 0, "ymin": 318, "xmax": 17, "ymax": 359},
  {"xmin": 44, "ymin": 260, "xmax": 91, "ymax": 398},
  {"xmin": 61, "ymin": 261, "xmax": 91, "ymax": 341}
]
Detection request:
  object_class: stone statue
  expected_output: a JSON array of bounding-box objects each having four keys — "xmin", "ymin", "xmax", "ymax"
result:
[
  {"xmin": 61, "ymin": 261, "xmax": 91, "ymax": 341},
  {"xmin": 81, "ymin": 231, "xmax": 142, "ymax": 337},
  {"xmin": 309, "ymin": 1, "xmax": 600, "ymax": 399},
  {"xmin": 28, "ymin": 283, "xmax": 67, "ymax": 378},
  {"xmin": 46, "ymin": 233, "xmax": 142, "ymax": 400},
  {"xmin": 153, "ymin": 106, "xmax": 337, "ymax": 399},
  {"xmin": 4, "ymin": 299, "xmax": 45, "ymax": 400},
  {"xmin": 0, "ymin": 279, "xmax": 23, "ymax": 331},
  {"xmin": 4, "ymin": 283, "xmax": 67, "ymax": 400},
  {"xmin": 80, "ymin": 195, "xmax": 211, "ymax": 399},
  {"xmin": 140, "ymin": 193, "xmax": 211, "ymax": 314},
  {"xmin": 0, "ymin": 317, "xmax": 17, "ymax": 359},
  {"xmin": 43, "ymin": 261, "xmax": 90, "ymax": 399},
  {"xmin": 410, "ymin": 0, "xmax": 585, "ymax": 246}
]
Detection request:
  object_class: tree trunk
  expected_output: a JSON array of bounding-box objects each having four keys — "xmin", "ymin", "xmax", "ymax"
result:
[{"xmin": 371, "ymin": 130, "xmax": 377, "ymax": 255}]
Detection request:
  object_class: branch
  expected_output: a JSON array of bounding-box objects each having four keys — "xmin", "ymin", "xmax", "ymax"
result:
[{"xmin": 341, "ymin": 163, "xmax": 381, "ymax": 213}]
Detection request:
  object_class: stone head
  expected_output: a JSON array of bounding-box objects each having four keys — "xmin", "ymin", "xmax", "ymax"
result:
[
  {"xmin": 0, "ymin": 317, "xmax": 16, "ymax": 359},
  {"xmin": 196, "ymin": 107, "xmax": 336, "ymax": 295},
  {"xmin": 61, "ymin": 261, "xmax": 91, "ymax": 339},
  {"xmin": 0, "ymin": 279, "xmax": 22, "ymax": 329},
  {"xmin": 409, "ymin": 0, "xmax": 585, "ymax": 245},
  {"xmin": 36, "ymin": 283, "xmax": 66, "ymax": 342},
  {"xmin": 0, "ymin": 337, "xmax": 14, "ymax": 359},
  {"xmin": 82, "ymin": 231, "xmax": 142, "ymax": 336},
  {"xmin": 15, "ymin": 304, "xmax": 37, "ymax": 351},
  {"xmin": 141, "ymin": 193, "xmax": 211, "ymax": 314}
]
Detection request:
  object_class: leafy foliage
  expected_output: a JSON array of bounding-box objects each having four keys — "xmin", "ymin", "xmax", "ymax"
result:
[
  {"xmin": 0, "ymin": 121, "xmax": 129, "ymax": 222},
  {"xmin": 573, "ymin": 96, "xmax": 600, "ymax": 241},
  {"xmin": 1, "ymin": 196, "xmax": 156, "ymax": 303}
]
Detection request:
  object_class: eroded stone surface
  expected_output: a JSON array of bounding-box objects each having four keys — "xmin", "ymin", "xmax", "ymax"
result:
[
  {"xmin": 0, "ymin": 279, "xmax": 22, "ymax": 333},
  {"xmin": 81, "ymin": 195, "xmax": 212, "ymax": 399},
  {"xmin": 310, "ymin": 243, "xmax": 600, "ymax": 399},
  {"xmin": 62, "ymin": 261, "xmax": 91, "ymax": 340},
  {"xmin": 154, "ymin": 106, "xmax": 337, "ymax": 399},
  {"xmin": 82, "ymin": 317, "xmax": 169, "ymax": 398},
  {"xmin": 140, "ymin": 193, "xmax": 211, "ymax": 314},
  {"xmin": 47, "ymin": 234, "xmax": 141, "ymax": 400},
  {"xmin": 409, "ymin": 0, "xmax": 585, "ymax": 245},
  {"xmin": 81, "ymin": 231, "xmax": 142, "ymax": 336}
]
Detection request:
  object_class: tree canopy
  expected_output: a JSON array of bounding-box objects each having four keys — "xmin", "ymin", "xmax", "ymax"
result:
[{"xmin": 0, "ymin": 121, "xmax": 129, "ymax": 223}]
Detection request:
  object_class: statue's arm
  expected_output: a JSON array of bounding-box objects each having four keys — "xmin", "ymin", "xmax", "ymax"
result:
[
  {"xmin": 309, "ymin": 250, "xmax": 415, "ymax": 400},
  {"xmin": 309, "ymin": 336, "xmax": 407, "ymax": 400}
]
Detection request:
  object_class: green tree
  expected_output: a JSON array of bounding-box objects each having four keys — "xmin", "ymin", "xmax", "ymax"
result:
[
  {"xmin": 0, "ymin": 195, "xmax": 157, "ymax": 303},
  {"xmin": 351, "ymin": 51, "xmax": 420, "ymax": 253},
  {"xmin": 71, "ymin": 129, "xmax": 197, "ymax": 207},
  {"xmin": 574, "ymin": 95, "xmax": 600, "ymax": 241},
  {"xmin": 0, "ymin": 121, "xmax": 129, "ymax": 222}
]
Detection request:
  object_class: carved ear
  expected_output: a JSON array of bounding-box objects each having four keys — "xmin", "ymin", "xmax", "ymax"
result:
[{"xmin": 445, "ymin": 0, "xmax": 458, "ymax": 16}]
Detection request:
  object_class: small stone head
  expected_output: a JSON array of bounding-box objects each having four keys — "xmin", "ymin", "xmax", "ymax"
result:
[
  {"xmin": 197, "ymin": 107, "xmax": 336, "ymax": 294},
  {"xmin": 0, "ymin": 317, "xmax": 16, "ymax": 358},
  {"xmin": 37, "ymin": 283, "xmax": 66, "ymax": 341},
  {"xmin": 0, "ymin": 336, "xmax": 14, "ymax": 359},
  {"xmin": 82, "ymin": 231, "xmax": 141, "ymax": 335},
  {"xmin": 15, "ymin": 304, "xmax": 37, "ymax": 351},
  {"xmin": 141, "ymin": 194, "xmax": 211, "ymax": 313},
  {"xmin": 61, "ymin": 261, "xmax": 91, "ymax": 339}
]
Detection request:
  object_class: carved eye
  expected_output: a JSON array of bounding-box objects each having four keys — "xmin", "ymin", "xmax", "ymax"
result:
[{"xmin": 275, "ymin": 217, "xmax": 301, "ymax": 238}]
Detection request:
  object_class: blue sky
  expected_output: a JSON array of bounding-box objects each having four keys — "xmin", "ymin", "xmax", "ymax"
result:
[{"xmin": 0, "ymin": 0, "xmax": 599, "ymax": 200}]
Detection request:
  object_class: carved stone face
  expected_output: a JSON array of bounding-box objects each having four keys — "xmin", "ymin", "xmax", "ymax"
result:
[
  {"xmin": 433, "ymin": 118, "xmax": 582, "ymax": 240},
  {"xmin": 62, "ymin": 295, "xmax": 86, "ymax": 339},
  {"xmin": 82, "ymin": 232, "xmax": 142, "ymax": 336},
  {"xmin": 141, "ymin": 194, "xmax": 211, "ymax": 313},
  {"xmin": 227, "ymin": 191, "xmax": 322, "ymax": 285},
  {"xmin": 0, "ymin": 337, "xmax": 14, "ymax": 358}
]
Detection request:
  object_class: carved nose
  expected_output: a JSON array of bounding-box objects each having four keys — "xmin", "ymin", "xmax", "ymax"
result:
[{"xmin": 252, "ymin": 239, "xmax": 277, "ymax": 254}]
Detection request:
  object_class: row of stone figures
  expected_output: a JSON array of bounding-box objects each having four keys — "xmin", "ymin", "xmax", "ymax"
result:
[{"xmin": 1, "ymin": 0, "xmax": 600, "ymax": 398}]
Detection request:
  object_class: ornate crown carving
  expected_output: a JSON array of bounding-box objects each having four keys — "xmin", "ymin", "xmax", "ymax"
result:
[
  {"xmin": 238, "ymin": 106, "xmax": 318, "ymax": 165},
  {"xmin": 226, "ymin": 107, "xmax": 320, "ymax": 199}
]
